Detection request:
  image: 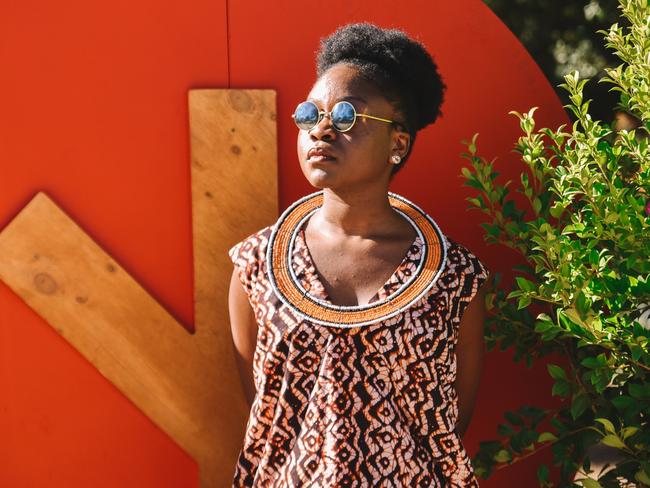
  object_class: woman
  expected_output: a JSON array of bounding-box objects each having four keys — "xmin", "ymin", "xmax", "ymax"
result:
[{"xmin": 228, "ymin": 22, "xmax": 490, "ymax": 487}]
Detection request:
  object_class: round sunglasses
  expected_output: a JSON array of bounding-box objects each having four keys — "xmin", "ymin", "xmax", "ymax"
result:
[{"xmin": 292, "ymin": 100, "xmax": 400, "ymax": 133}]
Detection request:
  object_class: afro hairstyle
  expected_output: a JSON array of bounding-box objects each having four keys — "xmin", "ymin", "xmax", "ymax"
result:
[{"xmin": 316, "ymin": 22, "xmax": 447, "ymax": 175}]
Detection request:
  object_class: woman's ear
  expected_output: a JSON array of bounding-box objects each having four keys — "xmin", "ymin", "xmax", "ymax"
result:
[{"xmin": 392, "ymin": 131, "xmax": 411, "ymax": 159}]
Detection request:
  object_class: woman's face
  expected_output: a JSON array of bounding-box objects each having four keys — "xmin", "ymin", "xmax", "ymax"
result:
[{"xmin": 296, "ymin": 63, "xmax": 408, "ymax": 191}]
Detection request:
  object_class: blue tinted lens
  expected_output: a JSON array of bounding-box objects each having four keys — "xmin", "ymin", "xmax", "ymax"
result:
[
  {"xmin": 293, "ymin": 101, "xmax": 320, "ymax": 130},
  {"xmin": 331, "ymin": 101, "xmax": 356, "ymax": 131}
]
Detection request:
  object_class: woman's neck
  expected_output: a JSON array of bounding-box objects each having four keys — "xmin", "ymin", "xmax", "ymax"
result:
[{"xmin": 311, "ymin": 186, "xmax": 404, "ymax": 239}]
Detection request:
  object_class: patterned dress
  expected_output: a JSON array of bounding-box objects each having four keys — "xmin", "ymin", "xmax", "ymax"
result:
[{"xmin": 228, "ymin": 214, "xmax": 489, "ymax": 487}]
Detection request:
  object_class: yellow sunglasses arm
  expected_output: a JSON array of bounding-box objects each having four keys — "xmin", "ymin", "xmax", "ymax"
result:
[{"xmin": 356, "ymin": 114, "xmax": 395, "ymax": 124}]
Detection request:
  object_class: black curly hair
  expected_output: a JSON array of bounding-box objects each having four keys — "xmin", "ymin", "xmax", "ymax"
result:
[{"xmin": 316, "ymin": 22, "xmax": 446, "ymax": 175}]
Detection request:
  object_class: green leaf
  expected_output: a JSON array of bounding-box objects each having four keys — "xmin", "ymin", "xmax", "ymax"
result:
[
  {"xmin": 466, "ymin": 197, "xmax": 483, "ymax": 209},
  {"xmin": 481, "ymin": 222, "xmax": 500, "ymax": 238},
  {"xmin": 564, "ymin": 308, "xmax": 586, "ymax": 328},
  {"xmin": 629, "ymin": 383, "xmax": 650, "ymax": 399},
  {"xmin": 515, "ymin": 277, "xmax": 536, "ymax": 292},
  {"xmin": 581, "ymin": 478, "xmax": 603, "ymax": 488},
  {"xmin": 467, "ymin": 133, "xmax": 478, "ymax": 154},
  {"xmin": 494, "ymin": 449, "xmax": 511, "ymax": 463},
  {"xmin": 575, "ymin": 291, "xmax": 590, "ymax": 316},
  {"xmin": 611, "ymin": 395, "xmax": 635, "ymax": 410},
  {"xmin": 503, "ymin": 199, "xmax": 517, "ymax": 218},
  {"xmin": 504, "ymin": 411, "xmax": 524, "ymax": 426},
  {"xmin": 580, "ymin": 357, "xmax": 600, "ymax": 369},
  {"xmin": 600, "ymin": 434, "xmax": 626, "ymax": 449},
  {"xmin": 497, "ymin": 423, "xmax": 516, "ymax": 436},
  {"xmin": 534, "ymin": 320, "xmax": 554, "ymax": 333},
  {"xmin": 550, "ymin": 202, "xmax": 565, "ymax": 218},
  {"xmin": 552, "ymin": 380, "xmax": 570, "ymax": 397},
  {"xmin": 571, "ymin": 392, "xmax": 590, "ymax": 420},
  {"xmin": 537, "ymin": 432, "xmax": 558, "ymax": 443},
  {"xmin": 635, "ymin": 469, "xmax": 650, "ymax": 486},
  {"xmin": 621, "ymin": 426, "xmax": 638, "ymax": 439},
  {"xmin": 595, "ymin": 418, "xmax": 616, "ymax": 434},
  {"xmin": 517, "ymin": 294, "xmax": 532, "ymax": 310},
  {"xmin": 630, "ymin": 343, "xmax": 643, "ymax": 361},
  {"xmin": 537, "ymin": 464, "xmax": 549, "ymax": 484},
  {"xmin": 464, "ymin": 178, "xmax": 484, "ymax": 191},
  {"xmin": 547, "ymin": 364, "xmax": 567, "ymax": 381}
]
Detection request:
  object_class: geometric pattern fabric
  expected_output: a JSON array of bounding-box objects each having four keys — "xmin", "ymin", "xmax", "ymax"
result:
[{"xmin": 229, "ymin": 216, "xmax": 488, "ymax": 487}]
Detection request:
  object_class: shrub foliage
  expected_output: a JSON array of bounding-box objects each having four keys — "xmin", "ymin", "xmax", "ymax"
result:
[{"xmin": 461, "ymin": 0, "xmax": 650, "ymax": 486}]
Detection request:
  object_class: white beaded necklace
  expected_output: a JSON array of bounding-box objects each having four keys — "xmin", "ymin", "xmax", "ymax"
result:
[{"xmin": 266, "ymin": 190, "xmax": 447, "ymax": 328}]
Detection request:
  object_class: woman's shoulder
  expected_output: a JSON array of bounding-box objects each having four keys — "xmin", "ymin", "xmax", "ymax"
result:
[
  {"xmin": 435, "ymin": 234, "xmax": 490, "ymax": 324},
  {"xmin": 227, "ymin": 224, "xmax": 275, "ymax": 296},
  {"xmin": 227, "ymin": 224, "xmax": 275, "ymax": 265},
  {"xmin": 441, "ymin": 234, "xmax": 490, "ymax": 281}
]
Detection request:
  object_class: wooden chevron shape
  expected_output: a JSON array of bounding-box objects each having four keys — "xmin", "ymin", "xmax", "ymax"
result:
[{"xmin": 0, "ymin": 89, "xmax": 278, "ymax": 488}]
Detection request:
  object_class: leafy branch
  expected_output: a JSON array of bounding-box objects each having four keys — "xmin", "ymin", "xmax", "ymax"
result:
[{"xmin": 461, "ymin": 0, "xmax": 650, "ymax": 486}]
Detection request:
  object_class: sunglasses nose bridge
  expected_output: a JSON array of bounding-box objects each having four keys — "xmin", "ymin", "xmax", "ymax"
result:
[{"xmin": 309, "ymin": 109, "xmax": 337, "ymax": 134}]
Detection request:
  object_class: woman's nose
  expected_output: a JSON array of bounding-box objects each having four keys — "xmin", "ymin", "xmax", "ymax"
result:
[{"xmin": 309, "ymin": 113, "xmax": 336, "ymax": 140}]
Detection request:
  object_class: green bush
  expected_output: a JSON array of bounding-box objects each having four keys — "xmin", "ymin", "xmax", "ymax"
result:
[{"xmin": 461, "ymin": 0, "xmax": 650, "ymax": 486}]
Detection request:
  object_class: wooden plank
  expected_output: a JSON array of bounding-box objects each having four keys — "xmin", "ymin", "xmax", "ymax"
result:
[
  {"xmin": 0, "ymin": 89, "xmax": 278, "ymax": 488},
  {"xmin": 189, "ymin": 89, "xmax": 278, "ymax": 486}
]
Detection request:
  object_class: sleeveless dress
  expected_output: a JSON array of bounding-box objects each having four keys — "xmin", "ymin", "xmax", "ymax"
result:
[{"xmin": 228, "ymin": 213, "xmax": 489, "ymax": 487}]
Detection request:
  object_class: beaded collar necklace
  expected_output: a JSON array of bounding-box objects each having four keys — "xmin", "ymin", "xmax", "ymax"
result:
[{"xmin": 266, "ymin": 191, "xmax": 447, "ymax": 328}]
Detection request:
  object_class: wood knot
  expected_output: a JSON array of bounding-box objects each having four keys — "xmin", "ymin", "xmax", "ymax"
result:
[
  {"xmin": 34, "ymin": 272, "xmax": 58, "ymax": 295},
  {"xmin": 227, "ymin": 91, "xmax": 255, "ymax": 113}
]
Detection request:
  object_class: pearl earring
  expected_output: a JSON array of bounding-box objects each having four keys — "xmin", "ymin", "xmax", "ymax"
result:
[{"xmin": 391, "ymin": 155, "xmax": 401, "ymax": 165}]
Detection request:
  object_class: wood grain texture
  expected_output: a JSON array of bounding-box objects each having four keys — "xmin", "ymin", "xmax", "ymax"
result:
[
  {"xmin": 189, "ymin": 88, "xmax": 279, "ymax": 486},
  {"xmin": 0, "ymin": 89, "xmax": 278, "ymax": 488}
]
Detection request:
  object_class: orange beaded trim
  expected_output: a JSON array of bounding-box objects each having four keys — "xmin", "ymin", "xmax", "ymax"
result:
[{"xmin": 266, "ymin": 191, "xmax": 446, "ymax": 328}]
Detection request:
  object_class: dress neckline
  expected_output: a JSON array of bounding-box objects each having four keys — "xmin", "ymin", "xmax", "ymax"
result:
[
  {"xmin": 292, "ymin": 225, "xmax": 424, "ymax": 308},
  {"xmin": 266, "ymin": 190, "xmax": 447, "ymax": 328}
]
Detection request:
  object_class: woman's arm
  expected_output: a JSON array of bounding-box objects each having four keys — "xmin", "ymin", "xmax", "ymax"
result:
[
  {"xmin": 228, "ymin": 267, "xmax": 258, "ymax": 408},
  {"xmin": 454, "ymin": 275, "xmax": 491, "ymax": 437}
]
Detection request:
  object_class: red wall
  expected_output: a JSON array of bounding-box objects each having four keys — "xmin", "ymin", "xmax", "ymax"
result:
[{"xmin": 0, "ymin": 1, "xmax": 568, "ymax": 486}]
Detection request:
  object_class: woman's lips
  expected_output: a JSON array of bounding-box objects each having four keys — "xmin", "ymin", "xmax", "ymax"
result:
[
  {"xmin": 307, "ymin": 144, "xmax": 336, "ymax": 163},
  {"xmin": 308, "ymin": 154, "xmax": 336, "ymax": 163}
]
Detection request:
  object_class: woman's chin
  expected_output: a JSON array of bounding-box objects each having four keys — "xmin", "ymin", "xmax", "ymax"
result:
[
  {"xmin": 304, "ymin": 167, "xmax": 339, "ymax": 188},
  {"xmin": 306, "ymin": 177, "xmax": 333, "ymax": 190}
]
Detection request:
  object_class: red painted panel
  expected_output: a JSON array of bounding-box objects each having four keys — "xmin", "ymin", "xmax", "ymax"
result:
[
  {"xmin": 0, "ymin": 287, "xmax": 199, "ymax": 487},
  {"xmin": 0, "ymin": 0, "xmax": 228, "ymax": 485},
  {"xmin": 1, "ymin": 0, "xmax": 569, "ymax": 484}
]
